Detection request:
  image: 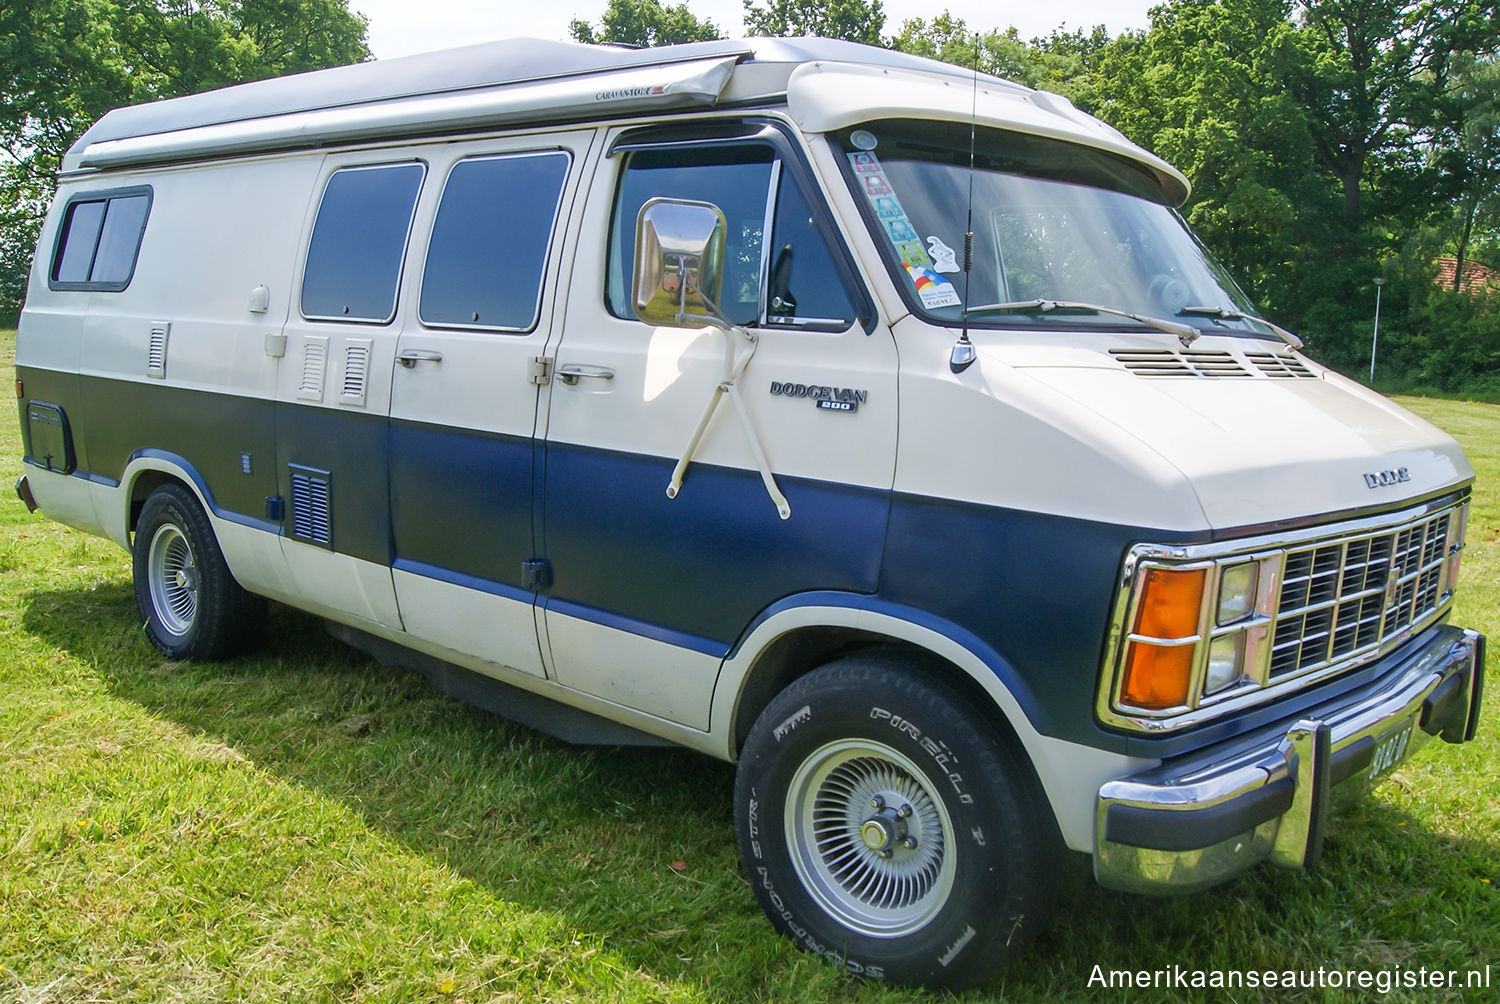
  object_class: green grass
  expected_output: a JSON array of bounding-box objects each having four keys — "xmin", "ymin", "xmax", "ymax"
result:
[{"xmin": 3, "ymin": 328, "xmax": 1496, "ymax": 1001}]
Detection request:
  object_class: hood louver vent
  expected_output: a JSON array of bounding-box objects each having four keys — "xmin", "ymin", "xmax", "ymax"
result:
[
  {"xmin": 1111, "ymin": 347, "xmax": 1316, "ymax": 379},
  {"xmin": 1245, "ymin": 351, "xmax": 1316, "ymax": 378},
  {"xmin": 288, "ymin": 465, "xmax": 332, "ymax": 548}
]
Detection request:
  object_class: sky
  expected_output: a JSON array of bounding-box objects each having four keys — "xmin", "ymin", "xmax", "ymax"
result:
[{"xmin": 351, "ymin": 1, "xmax": 1157, "ymax": 61}]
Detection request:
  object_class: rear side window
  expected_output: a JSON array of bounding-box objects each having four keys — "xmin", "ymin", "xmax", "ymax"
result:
[
  {"xmin": 50, "ymin": 188, "xmax": 152, "ymax": 290},
  {"xmin": 420, "ymin": 151, "xmax": 570, "ymax": 331},
  {"xmin": 302, "ymin": 162, "xmax": 425, "ymax": 323}
]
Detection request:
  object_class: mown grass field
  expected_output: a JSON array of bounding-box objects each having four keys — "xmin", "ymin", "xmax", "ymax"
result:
[{"xmin": 2, "ymin": 326, "xmax": 1496, "ymax": 1002}]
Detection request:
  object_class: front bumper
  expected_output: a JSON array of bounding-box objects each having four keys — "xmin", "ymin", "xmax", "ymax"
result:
[{"xmin": 1095, "ymin": 624, "xmax": 1484, "ymax": 893}]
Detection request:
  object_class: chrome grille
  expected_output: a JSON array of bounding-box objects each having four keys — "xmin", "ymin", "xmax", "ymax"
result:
[{"xmin": 1269, "ymin": 507, "xmax": 1454, "ymax": 679}]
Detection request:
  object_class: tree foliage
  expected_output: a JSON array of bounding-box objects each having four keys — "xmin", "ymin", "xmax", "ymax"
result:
[
  {"xmin": 742, "ymin": 0, "xmax": 885, "ymax": 46},
  {"xmin": 0, "ymin": 0, "xmax": 369, "ymax": 320},
  {"xmin": 569, "ymin": 0, "xmax": 722, "ymax": 47}
]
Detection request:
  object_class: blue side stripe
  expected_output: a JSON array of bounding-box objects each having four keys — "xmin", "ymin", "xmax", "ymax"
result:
[
  {"xmin": 127, "ymin": 448, "xmax": 283, "ymax": 535},
  {"xmin": 545, "ymin": 595, "xmax": 731, "ymax": 659},
  {"xmin": 392, "ymin": 557, "xmax": 535, "ymax": 605}
]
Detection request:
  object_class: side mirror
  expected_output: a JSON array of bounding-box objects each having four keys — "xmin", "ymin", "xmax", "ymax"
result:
[{"xmin": 632, "ymin": 198, "xmax": 728, "ymax": 327}]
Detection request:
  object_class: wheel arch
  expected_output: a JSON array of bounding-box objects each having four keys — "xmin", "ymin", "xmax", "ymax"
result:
[
  {"xmin": 715, "ymin": 598, "xmax": 1080, "ymax": 847},
  {"xmin": 120, "ymin": 451, "xmax": 216, "ymax": 540}
]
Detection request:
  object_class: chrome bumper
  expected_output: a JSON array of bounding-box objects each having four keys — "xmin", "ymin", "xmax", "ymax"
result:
[{"xmin": 1095, "ymin": 625, "xmax": 1485, "ymax": 893}]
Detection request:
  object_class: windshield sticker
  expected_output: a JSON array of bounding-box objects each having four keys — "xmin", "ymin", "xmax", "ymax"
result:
[
  {"xmin": 926, "ymin": 236, "xmax": 960, "ymax": 274},
  {"xmin": 849, "ymin": 150, "xmax": 960, "ymax": 309},
  {"xmin": 903, "ymin": 262, "xmax": 962, "ymax": 309}
]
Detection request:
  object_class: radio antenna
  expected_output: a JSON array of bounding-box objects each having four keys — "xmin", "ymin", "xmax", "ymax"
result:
[{"xmin": 949, "ymin": 34, "xmax": 981, "ymax": 374}]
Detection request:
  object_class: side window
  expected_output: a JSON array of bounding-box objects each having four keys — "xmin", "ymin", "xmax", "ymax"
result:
[
  {"xmin": 50, "ymin": 189, "xmax": 151, "ymax": 290},
  {"xmin": 301, "ymin": 162, "xmax": 425, "ymax": 323},
  {"xmin": 765, "ymin": 175, "xmax": 856, "ymax": 327},
  {"xmin": 420, "ymin": 151, "xmax": 570, "ymax": 332},
  {"xmin": 608, "ymin": 146, "xmax": 774, "ymax": 326}
]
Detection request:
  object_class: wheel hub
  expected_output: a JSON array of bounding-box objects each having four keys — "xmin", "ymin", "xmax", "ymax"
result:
[
  {"xmin": 784, "ymin": 740, "xmax": 956, "ymax": 937},
  {"xmin": 859, "ymin": 796, "xmax": 916, "ymax": 857}
]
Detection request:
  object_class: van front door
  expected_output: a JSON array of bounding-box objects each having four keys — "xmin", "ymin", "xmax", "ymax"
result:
[
  {"xmin": 387, "ymin": 132, "xmax": 594, "ymax": 679},
  {"xmin": 541, "ymin": 127, "xmax": 897, "ymax": 731}
]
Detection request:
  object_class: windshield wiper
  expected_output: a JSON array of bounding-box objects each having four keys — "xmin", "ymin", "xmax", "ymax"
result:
[
  {"xmin": 1179, "ymin": 305, "xmax": 1303, "ymax": 349},
  {"xmin": 964, "ymin": 298, "xmax": 1200, "ymax": 346}
]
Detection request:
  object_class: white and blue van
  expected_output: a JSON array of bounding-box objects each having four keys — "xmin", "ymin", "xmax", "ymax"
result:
[{"xmin": 13, "ymin": 36, "xmax": 1485, "ymax": 989}]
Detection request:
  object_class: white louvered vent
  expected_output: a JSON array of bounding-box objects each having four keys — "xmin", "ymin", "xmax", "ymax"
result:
[
  {"xmin": 1110, "ymin": 348, "xmax": 1249, "ymax": 378},
  {"xmin": 299, "ymin": 336, "xmax": 329, "ymax": 402},
  {"xmin": 288, "ymin": 466, "xmax": 332, "ymax": 548},
  {"xmin": 1110, "ymin": 347, "xmax": 1315, "ymax": 379},
  {"xmin": 340, "ymin": 338, "xmax": 372, "ymax": 406},
  {"xmin": 146, "ymin": 322, "xmax": 170, "ymax": 379},
  {"xmin": 1245, "ymin": 351, "xmax": 1317, "ymax": 378}
]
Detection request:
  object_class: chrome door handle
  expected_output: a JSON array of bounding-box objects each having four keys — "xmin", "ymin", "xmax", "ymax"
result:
[
  {"xmin": 396, "ymin": 349, "xmax": 443, "ymax": 368},
  {"xmin": 557, "ymin": 364, "xmax": 615, "ymax": 385}
]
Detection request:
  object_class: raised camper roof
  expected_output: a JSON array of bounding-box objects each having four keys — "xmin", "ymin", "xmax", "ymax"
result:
[{"xmin": 63, "ymin": 36, "xmax": 1188, "ymax": 202}]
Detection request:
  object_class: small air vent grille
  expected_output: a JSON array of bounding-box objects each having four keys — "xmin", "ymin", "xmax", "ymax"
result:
[
  {"xmin": 1245, "ymin": 351, "xmax": 1317, "ymax": 378},
  {"xmin": 1110, "ymin": 348, "xmax": 1250, "ymax": 377},
  {"xmin": 147, "ymin": 322, "xmax": 170, "ymax": 379},
  {"xmin": 1111, "ymin": 347, "xmax": 1316, "ymax": 379},
  {"xmin": 288, "ymin": 465, "xmax": 332, "ymax": 548},
  {"xmin": 299, "ymin": 336, "xmax": 328, "ymax": 401},
  {"xmin": 340, "ymin": 339, "xmax": 372, "ymax": 406}
]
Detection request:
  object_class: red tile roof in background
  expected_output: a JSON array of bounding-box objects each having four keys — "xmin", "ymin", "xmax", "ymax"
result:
[{"xmin": 1435, "ymin": 256, "xmax": 1500, "ymax": 294}]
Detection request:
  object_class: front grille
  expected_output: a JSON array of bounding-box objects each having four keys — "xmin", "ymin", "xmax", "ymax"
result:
[{"xmin": 1269, "ymin": 507, "xmax": 1455, "ymax": 679}]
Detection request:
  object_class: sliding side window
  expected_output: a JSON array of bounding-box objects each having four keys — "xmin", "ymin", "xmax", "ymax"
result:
[
  {"xmin": 301, "ymin": 162, "xmax": 425, "ymax": 323},
  {"xmin": 49, "ymin": 187, "xmax": 152, "ymax": 291},
  {"xmin": 420, "ymin": 151, "xmax": 570, "ymax": 332}
]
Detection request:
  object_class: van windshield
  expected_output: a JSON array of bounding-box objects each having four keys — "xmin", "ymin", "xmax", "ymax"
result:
[{"xmin": 836, "ymin": 120, "xmax": 1271, "ymax": 337}]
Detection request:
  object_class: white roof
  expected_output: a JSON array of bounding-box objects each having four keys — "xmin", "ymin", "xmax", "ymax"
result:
[{"xmin": 63, "ymin": 36, "xmax": 1188, "ymax": 202}]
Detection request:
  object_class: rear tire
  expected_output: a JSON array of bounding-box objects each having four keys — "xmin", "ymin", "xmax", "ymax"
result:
[
  {"xmin": 133, "ymin": 483, "xmax": 264, "ymax": 660},
  {"xmin": 734, "ymin": 655, "xmax": 1056, "ymax": 990}
]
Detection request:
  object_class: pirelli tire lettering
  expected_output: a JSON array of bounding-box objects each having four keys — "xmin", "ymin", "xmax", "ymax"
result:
[{"xmin": 733, "ymin": 655, "xmax": 1058, "ymax": 991}]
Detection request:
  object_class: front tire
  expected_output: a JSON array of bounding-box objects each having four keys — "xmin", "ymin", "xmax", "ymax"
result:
[
  {"xmin": 133, "ymin": 483, "xmax": 264, "ymax": 660},
  {"xmin": 734, "ymin": 655, "xmax": 1056, "ymax": 990}
]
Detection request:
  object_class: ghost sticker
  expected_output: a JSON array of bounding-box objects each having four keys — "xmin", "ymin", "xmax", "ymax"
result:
[{"xmin": 927, "ymin": 236, "xmax": 960, "ymax": 274}]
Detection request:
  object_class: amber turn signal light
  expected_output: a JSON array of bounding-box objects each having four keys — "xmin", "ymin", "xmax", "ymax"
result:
[{"xmin": 1120, "ymin": 567, "xmax": 1206, "ymax": 711}]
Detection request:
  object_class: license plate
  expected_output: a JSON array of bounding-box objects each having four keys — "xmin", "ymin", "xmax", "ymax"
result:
[{"xmin": 1368, "ymin": 717, "xmax": 1415, "ymax": 781}]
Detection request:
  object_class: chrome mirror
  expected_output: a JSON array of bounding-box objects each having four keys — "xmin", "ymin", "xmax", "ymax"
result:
[{"xmin": 632, "ymin": 198, "xmax": 728, "ymax": 326}]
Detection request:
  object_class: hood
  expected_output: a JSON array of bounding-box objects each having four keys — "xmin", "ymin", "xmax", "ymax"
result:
[{"xmin": 999, "ymin": 337, "xmax": 1472, "ymax": 530}]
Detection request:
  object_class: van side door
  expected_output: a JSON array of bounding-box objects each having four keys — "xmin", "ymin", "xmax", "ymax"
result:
[
  {"xmin": 387, "ymin": 130, "xmax": 595, "ymax": 679},
  {"xmin": 541, "ymin": 122, "xmax": 897, "ymax": 730},
  {"xmin": 273, "ymin": 155, "xmax": 427, "ymax": 630}
]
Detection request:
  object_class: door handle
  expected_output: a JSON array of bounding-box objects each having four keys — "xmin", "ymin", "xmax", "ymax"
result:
[
  {"xmin": 557, "ymin": 364, "xmax": 615, "ymax": 385},
  {"xmin": 396, "ymin": 349, "xmax": 443, "ymax": 368}
]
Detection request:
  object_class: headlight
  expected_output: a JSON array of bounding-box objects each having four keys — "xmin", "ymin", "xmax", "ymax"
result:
[{"xmin": 1217, "ymin": 562, "xmax": 1259, "ymax": 625}]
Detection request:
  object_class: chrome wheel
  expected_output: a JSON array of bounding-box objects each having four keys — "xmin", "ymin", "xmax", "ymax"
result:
[
  {"xmin": 147, "ymin": 523, "xmax": 198, "ymax": 637},
  {"xmin": 784, "ymin": 738, "xmax": 956, "ymax": 938}
]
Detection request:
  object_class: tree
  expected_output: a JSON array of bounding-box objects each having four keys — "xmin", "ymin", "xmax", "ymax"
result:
[
  {"xmin": 569, "ymin": 0, "xmax": 722, "ymax": 47},
  {"xmin": 1441, "ymin": 53, "xmax": 1500, "ymax": 289},
  {"xmin": 742, "ymin": 0, "xmax": 885, "ymax": 46},
  {"xmin": 0, "ymin": 0, "xmax": 369, "ymax": 321}
]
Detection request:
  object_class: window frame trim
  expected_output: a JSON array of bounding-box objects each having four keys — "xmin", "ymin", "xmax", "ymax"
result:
[
  {"xmin": 415, "ymin": 147, "xmax": 574, "ymax": 336},
  {"xmin": 300, "ymin": 159, "xmax": 428, "ymax": 326},
  {"xmin": 47, "ymin": 185, "xmax": 154, "ymax": 293},
  {"xmin": 605, "ymin": 119, "xmax": 876, "ymax": 335}
]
